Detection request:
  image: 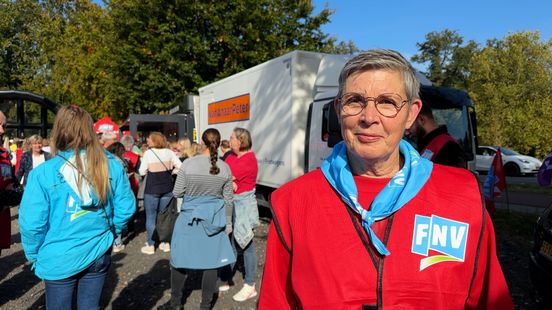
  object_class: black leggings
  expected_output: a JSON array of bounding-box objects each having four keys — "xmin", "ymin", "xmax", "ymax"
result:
[{"xmin": 170, "ymin": 267, "xmax": 218, "ymax": 309}]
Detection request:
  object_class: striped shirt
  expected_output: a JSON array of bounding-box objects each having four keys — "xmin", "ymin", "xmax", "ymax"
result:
[{"xmin": 173, "ymin": 155, "xmax": 233, "ymax": 217}]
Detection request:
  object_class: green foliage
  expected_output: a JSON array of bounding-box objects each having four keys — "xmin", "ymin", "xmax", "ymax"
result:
[
  {"xmin": 0, "ymin": 0, "xmax": 41, "ymax": 89},
  {"xmin": 0, "ymin": 0, "xmax": 356, "ymax": 120},
  {"xmin": 411, "ymin": 29, "xmax": 479, "ymax": 89},
  {"xmin": 413, "ymin": 30, "xmax": 552, "ymax": 159},
  {"xmin": 468, "ymin": 32, "xmax": 552, "ymax": 158},
  {"xmin": 103, "ymin": 0, "xmax": 357, "ymax": 117}
]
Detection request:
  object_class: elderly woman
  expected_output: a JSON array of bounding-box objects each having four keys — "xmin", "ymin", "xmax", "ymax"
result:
[
  {"xmin": 259, "ymin": 49, "xmax": 513, "ymax": 309},
  {"xmin": 16, "ymin": 134, "xmax": 51, "ymax": 186},
  {"xmin": 220, "ymin": 127, "xmax": 259, "ymax": 302}
]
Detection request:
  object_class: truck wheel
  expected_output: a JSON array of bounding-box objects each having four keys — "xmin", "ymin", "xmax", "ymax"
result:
[{"xmin": 504, "ymin": 162, "xmax": 520, "ymax": 176}]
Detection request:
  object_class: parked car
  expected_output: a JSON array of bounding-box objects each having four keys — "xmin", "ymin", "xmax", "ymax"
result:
[
  {"xmin": 529, "ymin": 202, "xmax": 552, "ymax": 306},
  {"xmin": 476, "ymin": 146, "xmax": 542, "ymax": 176}
]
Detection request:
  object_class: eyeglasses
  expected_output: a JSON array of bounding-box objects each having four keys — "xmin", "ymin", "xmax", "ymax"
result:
[{"xmin": 336, "ymin": 93, "xmax": 409, "ymax": 118}]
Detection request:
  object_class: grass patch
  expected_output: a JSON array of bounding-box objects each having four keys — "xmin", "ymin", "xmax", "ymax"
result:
[
  {"xmin": 492, "ymin": 210, "xmax": 540, "ymax": 241},
  {"xmin": 506, "ymin": 183, "xmax": 552, "ymax": 194}
]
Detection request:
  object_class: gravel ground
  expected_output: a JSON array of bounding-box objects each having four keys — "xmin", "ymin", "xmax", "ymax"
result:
[
  {"xmin": 0, "ymin": 205, "xmax": 544, "ymax": 309},
  {"xmin": 0, "ymin": 206, "xmax": 269, "ymax": 310}
]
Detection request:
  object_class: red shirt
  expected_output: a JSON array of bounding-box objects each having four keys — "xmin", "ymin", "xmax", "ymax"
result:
[
  {"xmin": 225, "ymin": 152, "xmax": 258, "ymax": 194},
  {"xmin": 259, "ymin": 166, "xmax": 513, "ymax": 310},
  {"xmin": 123, "ymin": 150, "xmax": 140, "ymax": 195},
  {"xmin": 0, "ymin": 147, "xmax": 12, "ymax": 249}
]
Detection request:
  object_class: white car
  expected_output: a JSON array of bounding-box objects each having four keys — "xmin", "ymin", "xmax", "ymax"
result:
[{"xmin": 476, "ymin": 146, "xmax": 542, "ymax": 176}]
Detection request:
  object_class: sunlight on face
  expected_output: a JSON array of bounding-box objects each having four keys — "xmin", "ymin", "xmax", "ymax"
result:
[
  {"xmin": 31, "ymin": 141, "xmax": 43, "ymax": 154},
  {"xmin": 229, "ymin": 132, "xmax": 240, "ymax": 153},
  {"xmin": 338, "ymin": 70, "xmax": 420, "ymax": 171}
]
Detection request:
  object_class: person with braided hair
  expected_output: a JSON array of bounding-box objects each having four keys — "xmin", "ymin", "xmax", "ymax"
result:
[{"xmin": 163, "ymin": 128, "xmax": 235, "ymax": 310}]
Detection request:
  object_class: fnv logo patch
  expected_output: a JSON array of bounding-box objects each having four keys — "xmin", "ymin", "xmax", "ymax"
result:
[{"xmin": 411, "ymin": 215, "xmax": 469, "ymax": 271}]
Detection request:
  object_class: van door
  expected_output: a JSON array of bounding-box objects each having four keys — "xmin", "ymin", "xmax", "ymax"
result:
[{"xmin": 306, "ymin": 98, "xmax": 336, "ymax": 172}]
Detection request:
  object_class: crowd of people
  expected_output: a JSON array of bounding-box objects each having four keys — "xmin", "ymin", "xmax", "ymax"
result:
[
  {"xmin": 0, "ymin": 48, "xmax": 515, "ymax": 309},
  {"xmin": 0, "ymin": 107, "xmax": 260, "ymax": 309}
]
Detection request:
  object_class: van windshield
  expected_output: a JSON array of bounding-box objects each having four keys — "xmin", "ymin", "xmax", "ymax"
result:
[{"xmin": 432, "ymin": 106, "xmax": 474, "ymax": 161}]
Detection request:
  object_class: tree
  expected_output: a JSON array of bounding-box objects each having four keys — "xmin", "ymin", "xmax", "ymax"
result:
[
  {"xmin": 2, "ymin": 0, "xmax": 356, "ymax": 120},
  {"xmin": 0, "ymin": 0, "xmax": 42, "ymax": 89},
  {"xmin": 468, "ymin": 32, "xmax": 552, "ymax": 158},
  {"xmin": 103, "ymin": 0, "xmax": 357, "ymax": 118},
  {"xmin": 412, "ymin": 29, "xmax": 478, "ymax": 88}
]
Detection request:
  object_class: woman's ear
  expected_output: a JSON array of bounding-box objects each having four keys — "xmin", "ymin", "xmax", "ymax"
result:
[{"xmin": 406, "ymin": 99, "xmax": 422, "ymax": 128}]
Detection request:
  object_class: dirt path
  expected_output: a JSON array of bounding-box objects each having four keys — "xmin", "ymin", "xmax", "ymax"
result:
[{"xmin": 0, "ymin": 206, "xmax": 543, "ymax": 309}]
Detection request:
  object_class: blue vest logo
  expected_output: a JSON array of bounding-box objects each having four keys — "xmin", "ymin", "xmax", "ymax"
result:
[{"xmin": 411, "ymin": 214, "xmax": 469, "ymax": 271}]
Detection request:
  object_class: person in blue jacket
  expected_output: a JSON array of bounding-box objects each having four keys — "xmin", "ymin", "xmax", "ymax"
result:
[{"xmin": 19, "ymin": 105, "xmax": 136, "ymax": 310}]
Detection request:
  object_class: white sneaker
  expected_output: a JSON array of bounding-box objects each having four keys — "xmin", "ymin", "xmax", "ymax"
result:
[
  {"xmin": 141, "ymin": 244, "xmax": 155, "ymax": 255},
  {"xmin": 232, "ymin": 283, "xmax": 257, "ymax": 302},
  {"xmin": 159, "ymin": 242, "xmax": 171, "ymax": 252},
  {"xmin": 112, "ymin": 243, "xmax": 125, "ymax": 253},
  {"xmin": 219, "ymin": 284, "xmax": 230, "ymax": 292}
]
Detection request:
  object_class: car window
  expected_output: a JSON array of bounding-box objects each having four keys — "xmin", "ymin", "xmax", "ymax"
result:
[
  {"xmin": 480, "ymin": 148, "xmax": 495, "ymax": 156},
  {"xmin": 501, "ymin": 147, "xmax": 520, "ymax": 156}
]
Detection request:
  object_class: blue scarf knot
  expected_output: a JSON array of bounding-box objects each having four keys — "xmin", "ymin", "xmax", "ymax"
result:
[{"xmin": 321, "ymin": 140, "xmax": 433, "ymax": 256}]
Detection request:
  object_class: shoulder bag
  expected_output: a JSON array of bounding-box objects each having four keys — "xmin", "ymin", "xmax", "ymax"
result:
[
  {"xmin": 150, "ymin": 149, "xmax": 179, "ymax": 242},
  {"xmin": 152, "ymin": 196, "xmax": 178, "ymax": 243}
]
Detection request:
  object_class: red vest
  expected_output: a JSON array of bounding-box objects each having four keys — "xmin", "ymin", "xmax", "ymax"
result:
[
  {"xmin": 0, "ymin": 147, "xmax": 13, "ymax": 249},
  {"xmin": 420, "ymin": 133, "xmax": 457, "ymax": 161},
  {"xmin": 260, "ymin": 167, "xmax": 513, "ymax": 309}
]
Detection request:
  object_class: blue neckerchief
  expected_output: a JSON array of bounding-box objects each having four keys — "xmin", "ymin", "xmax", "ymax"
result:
[{"xmin": 321, "ymin": 140, "xmax": 433, "ymax": 256}]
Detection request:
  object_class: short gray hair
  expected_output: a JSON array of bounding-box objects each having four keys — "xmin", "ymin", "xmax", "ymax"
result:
[
  {"xmin": 337, "ymin": 49, "xmax": 420, "ymax": 103},
  {"xmin": 119, "ymin": 135, "xmax": 135, "ymax": 149}
]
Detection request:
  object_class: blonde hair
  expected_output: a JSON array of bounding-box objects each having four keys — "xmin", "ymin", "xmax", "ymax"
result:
[
  {"xmin": 27, "ymin": 134, "xmax": 43, "ymax": 145},
  {"xmin": 148, "ymin": 132, "xmax": 168, "ymax": 149},
  {"xmin": 51, "ymin": 105, "xmax": 110, "ymax": 203},
  {"xmin": 191, "ymin": 142, "xmax": 203, "ymax": 156},
  {"xmin": 233, "ymin": 127, "xmax": 252, "ymax": 151},
  {"xmin": 177, "ymin": 137, "xmax": 194, "ymax": 158}
]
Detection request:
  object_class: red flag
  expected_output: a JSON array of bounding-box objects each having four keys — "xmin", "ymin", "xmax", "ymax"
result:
[{"xmin": 483, "ymin": 148, "xmax": 506, "ymax": 213}]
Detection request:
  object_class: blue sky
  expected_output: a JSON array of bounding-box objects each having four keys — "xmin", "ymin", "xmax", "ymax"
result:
[{"xmin": 313, "ymin": 0, "xmax": 552, "ymax": 68}]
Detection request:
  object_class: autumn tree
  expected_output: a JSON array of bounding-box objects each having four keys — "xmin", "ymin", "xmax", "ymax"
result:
[
  {"xmin": 103, "ymin": 0, "xmax": 357, "ymax": 118},
  {"xmin": 468, "ymin": 32, "xmax": 552, "ymax": 158}
]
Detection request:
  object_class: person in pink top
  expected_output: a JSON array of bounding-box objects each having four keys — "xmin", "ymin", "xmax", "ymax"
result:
[{"xmin": 221, "ymin": 127, "xmax": 260, "ymax": 302}]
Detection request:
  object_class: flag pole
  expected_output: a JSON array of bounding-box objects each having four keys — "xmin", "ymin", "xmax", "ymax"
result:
[
  {"xmin": 504, "ymin": 175, "xmax": 510, "ymax": 213},
  {"xmin": 495, "ymin": 147, "xmax": 508, "ymax": 214}
]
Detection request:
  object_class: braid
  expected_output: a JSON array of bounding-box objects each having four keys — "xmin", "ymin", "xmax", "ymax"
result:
[
  {"xmin": 209, "ymin": 142, "xmax": 220, "ymax": 175},
  {"xmin": 202, "ymin": 128, "xmax": 221, "ymax": 175}
]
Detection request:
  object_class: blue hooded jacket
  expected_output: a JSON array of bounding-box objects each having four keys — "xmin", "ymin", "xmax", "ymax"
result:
[{"xmin": 19, "ymin": 149, "xmax": 136, "ymax": 280}]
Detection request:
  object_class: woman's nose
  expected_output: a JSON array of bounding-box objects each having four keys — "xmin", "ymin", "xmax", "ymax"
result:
[{"xmin": 359, "ymin": 100, "xmax": 379, "ymax": 122}]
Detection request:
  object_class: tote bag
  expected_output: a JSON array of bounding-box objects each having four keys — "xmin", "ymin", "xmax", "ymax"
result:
[{"xmin": 152, "ymin": 197, "xmax": 178, "ymax": 243}]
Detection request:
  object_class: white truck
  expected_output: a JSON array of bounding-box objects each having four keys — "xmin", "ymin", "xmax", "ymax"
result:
[{"xmin": 195, "ymin": 50, "xmax": 477, "ymax": 207}]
